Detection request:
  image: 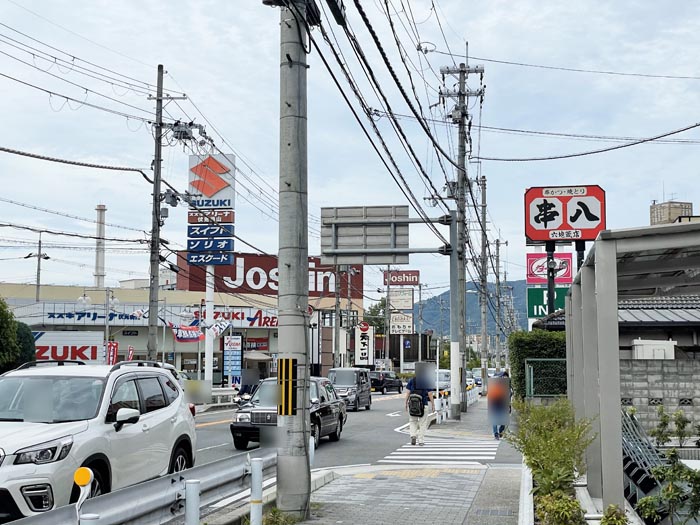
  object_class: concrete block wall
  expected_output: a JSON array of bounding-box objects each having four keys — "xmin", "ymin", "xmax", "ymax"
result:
[{"xmin": 619, "ymin": 359, "xmax": 700, "ymax": 432}]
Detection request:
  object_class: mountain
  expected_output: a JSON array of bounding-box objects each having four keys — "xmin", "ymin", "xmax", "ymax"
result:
[{"xmin": 414, "ymin": 280, "xmax": 528, "ymax": 336}]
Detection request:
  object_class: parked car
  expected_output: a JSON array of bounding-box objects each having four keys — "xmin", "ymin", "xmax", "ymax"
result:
[
  {"xmin": 370, "ymin": 371, "xmax": 403, "ymax": 394},
  {"xmin": 436, "ymin": 369, "xmax": 451, "ymax": 392},
  {"xmin": 472, "ymin": 368, "xmax": 483, "ymax": 386},
  {"xmin": 328, "ymin": 367, "xmax": 372, "ymax": 411},
  {"xmin": 230, "ymin": 377, "xmax": 346, "ymax": 450},
  {"xmin": 0, "ymin": 360, "xmax": 196, "ymax": 522}
]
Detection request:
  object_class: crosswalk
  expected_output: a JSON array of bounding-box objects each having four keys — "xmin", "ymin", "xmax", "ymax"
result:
[{"xmin": 378, "ymin": 439, "xmax": 500, "ymax": 466}]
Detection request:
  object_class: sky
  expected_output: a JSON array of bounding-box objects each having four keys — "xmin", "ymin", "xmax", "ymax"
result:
[{"xmin": 1, "ymin": 0, "xmax": 699, "ymax": 308}]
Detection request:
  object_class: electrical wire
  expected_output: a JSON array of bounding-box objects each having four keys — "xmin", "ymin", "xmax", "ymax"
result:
[{"xmin": 0, "ymin": 222, "xmax": 147, "ymax": 243}]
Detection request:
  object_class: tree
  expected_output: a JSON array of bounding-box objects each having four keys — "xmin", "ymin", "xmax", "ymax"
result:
[
  {"xmin": 15, "ymin": 321, "xmax": 35, "ymax": 367},
  {"xmin": 0, "ymin": 296, "xmax": 19, "ymax": 371},
  {"xmin": 365, "ymin": 297, "xmax": 386, "ymax": 334}
]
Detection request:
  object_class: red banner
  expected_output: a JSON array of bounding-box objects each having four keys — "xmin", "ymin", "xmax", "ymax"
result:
[
  {"xmin": 107, "ymin": 341, "xmax": 119, "ymax": 365},
  {"xmin": 169, "ymin": 322, "xmax": 205, "ymax": 343},
  {"xmin": 127, "ymin": 345, "xmax": 134, "ymax": 361}
]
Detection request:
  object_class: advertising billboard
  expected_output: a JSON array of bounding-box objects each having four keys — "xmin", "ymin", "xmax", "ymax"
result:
[
  {"xmin": 33, "ymin": 331, "xmax": 104, "ymax": 364},
  {"xmin": 526, "ymin": 252, "xmax": 574, "ymax": 285}
]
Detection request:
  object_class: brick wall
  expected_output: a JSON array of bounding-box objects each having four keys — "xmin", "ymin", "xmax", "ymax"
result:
[{"xmin": 620, "ymin": 359, "xmax": 700, "ymax": 432}]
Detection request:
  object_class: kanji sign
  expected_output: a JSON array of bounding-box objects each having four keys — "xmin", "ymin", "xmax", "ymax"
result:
[
  {"xmin": 188, "ymin": 210, "xmax": 234, "ymax": 224},
  {"xmin": 355, "ymin": 323, "xmax": 374, "ymax": 365},
  {"xmin": 525, "ymin": 186, "xmax": 606, "ymax": 242},
  {"xmin": 526, "ymin": 252, "xmax": 573, "ymax": 285},
  {"xmin": 106, "ymin": 341, "xmax": 119, "ymax": 365},
  {"xmin": 390, "ymin": 313, "xmax": 413, "ymax": 334},
  {"xmin": 527, "ymin": 287, "xmax": 569, "ymax": 318}
]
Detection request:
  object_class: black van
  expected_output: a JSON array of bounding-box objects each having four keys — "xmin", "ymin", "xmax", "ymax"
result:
[{"xmin": 328, "ymin": 367, "xmax": 372, "ymax": 412}]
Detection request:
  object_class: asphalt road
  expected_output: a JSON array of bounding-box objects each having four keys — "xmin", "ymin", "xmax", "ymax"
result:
[{"xmin": 194, "ymin": 392, "xmax": 409, "ymax": 469}]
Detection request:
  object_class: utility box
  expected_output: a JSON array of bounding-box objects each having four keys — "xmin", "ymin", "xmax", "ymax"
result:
[{"xmin": 632, "ymin": 338, "xmax": 676, "ymax": 360}]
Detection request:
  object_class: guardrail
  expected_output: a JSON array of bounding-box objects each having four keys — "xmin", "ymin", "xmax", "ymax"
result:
[
  {"xmin": 15, "ymin": 449, "xmax": 277, "ymax": 525},
  {"xmin": 466, "ymin": 387, "xmax": 479, "ymax": 407}
]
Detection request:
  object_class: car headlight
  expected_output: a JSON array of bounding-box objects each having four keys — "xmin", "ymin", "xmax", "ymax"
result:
[
  {"xmin": 15, "ymin": 436, "xmax": 73, "ymax": 465},
  {"xmin": 233, "ymin": 413, "xmax": 251, "ymax": 423},
  {"xmin": 347, "ymin": 388, "xmax": 357, "ymax": 395}
]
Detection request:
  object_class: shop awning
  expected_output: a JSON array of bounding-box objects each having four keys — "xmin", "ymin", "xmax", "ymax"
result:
[{"xmin": 244, "ymin": 351, "xmax": 273, "ymax": 362}]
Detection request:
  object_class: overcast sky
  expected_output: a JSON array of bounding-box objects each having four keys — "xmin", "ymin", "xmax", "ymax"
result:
[{"xmin": 1, "ymin": 0, "xmax": 699, "ymax": 306}]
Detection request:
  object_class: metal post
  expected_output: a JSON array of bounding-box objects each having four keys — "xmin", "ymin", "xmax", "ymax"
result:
[
  {"xmin": 94, "ymin": 205, "xmax": 106, "ymax": 289},
  {"xmin": 198, "ymin": 299, "xmax": 204, "ymax": 380},
  {"xmin": 479, "ymin": 175, "xmax": 489, "ymax": 393},
  {"xmin": 449, "ymin": 210, "xmax": 461, "ymax": 419},
  {"xmin": 334, "ymin": 267, "xmax": 341, "ymax": 367},
  {"xmin": 147, "ymin": 64, "xmax": 164, "ymax": 360},
  {"xmin": 161, "ymin": 298, "xmax": 167, "ymax": 364},
  {"xmin": 495, "ymin": 240, "xmax": 502, "ymax": 372},
  {"xmin": 399, "ymin": 334, "xmax": 404, "ymax": 373},
  {"xmin": 204, "ymin": 265, "xmax": 214, "ymax": 382},
  {"xmin": 417, "ymin": 283, "xmax": 423, "ymax": 362},
  {"xmin": 575, "ymin": 240, "xmax": 586, "ymax": 270},
  {"xmin": 546, "ymin": 240, "xmax": 556, "ymax": 315},
  {"xmin": 250, "ymin": 458, "xmax": 263, "ymax": 525},
  {"xmin": 276, "ymin": 2, "xmax": 310, "ymax": 516},
  {"xmin": 185, "ymin": 479, "xmax": 200, "ymax": 525},
  {"xmin": 104, "ymin": 288, "xmax": 110, "ymax": 364},
  {"xmin": 35, "ymin": 231, "xmax": 43, "ymax": 302}
]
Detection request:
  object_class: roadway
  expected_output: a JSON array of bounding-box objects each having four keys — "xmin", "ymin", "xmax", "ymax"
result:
[{"xmin": 194, "ymin": 392, "xmax": 409, "ymax": 469}]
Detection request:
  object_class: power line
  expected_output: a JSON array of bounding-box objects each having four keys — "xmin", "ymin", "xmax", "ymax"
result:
[
  {"xmin": 475, "ymin": 121, "xmax": 700, "ymax": 162},
  {"xmin": 431, "ymin": 48, "xmax": 700, "ymax": 81},
  {"xmin": 0, "ymin": 222, "xmax": 147, "ymax": 243}
]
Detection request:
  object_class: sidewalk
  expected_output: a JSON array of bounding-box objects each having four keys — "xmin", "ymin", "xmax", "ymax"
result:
[{"xmin": 299, "ymin": 396, "xmax": 523, "ymax": 525}]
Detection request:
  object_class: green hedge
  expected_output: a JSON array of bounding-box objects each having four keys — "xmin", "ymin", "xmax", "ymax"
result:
[{"xmin": 508, "ymin": 330, "xmax": 567, "ymax": 400}]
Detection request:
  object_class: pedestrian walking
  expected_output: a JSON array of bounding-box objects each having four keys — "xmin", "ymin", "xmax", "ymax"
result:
[
  {"xmin": 487, "ymin": 371, "xmax": 511, "ymax": 439},
  {"xmin": 405, "ymin": 375, "xmax": 434, "ymax": 446}
]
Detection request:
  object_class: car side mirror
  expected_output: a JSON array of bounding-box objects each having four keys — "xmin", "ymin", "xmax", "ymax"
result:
[
  {"xmin": 114, "ymin": 407, "xmax": 140, "ymax": 432},
  {"xmin": 311, "ymin": 397, "xmax": 320, "ymax": 405}
]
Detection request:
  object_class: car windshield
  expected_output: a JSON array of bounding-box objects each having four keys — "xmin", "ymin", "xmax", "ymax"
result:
[
  {"xmin": 370, "ymin": 372, "xmax": 380, "ymax": 379},
  {"xmin": 328, "ymin": 370, "xmax": 357, "ymax": 386},
  {"xmin": 0, "ymin": 375, "xmax": 105, "ymax": 423},
  {"xmin": 472, "ymin": 369, "xmax": 482, "ymax": 378},
  {"xmin": 250, "ymin": 381, "xmax": 279, "ymax": 407}
]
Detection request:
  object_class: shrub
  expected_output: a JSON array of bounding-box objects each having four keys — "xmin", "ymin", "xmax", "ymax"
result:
[
  {"xmin": 534, "ymin": 490, "xmax": 585, "ymax": 525},
  {"xmin": 649, "ymin": 406, "xmax": 672, "ymax": 447},
  {"xmin": 505, "ymin": 398, "xmax": 594, "ymax": 482},
  {"xmin": 673, "ymin": 410, "xmax": 691, "ymax": 448},
  {"xmin": 600, "ymin": 504, "xmax": 629, "ymax": 525}
]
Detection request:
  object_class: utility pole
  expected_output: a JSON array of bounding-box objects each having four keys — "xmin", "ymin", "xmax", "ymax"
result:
[
  {"xmin": 494, "ymin": 239, "xmax": 506, "ymax": 372},
  {"xmin": 94, "ymin": 205, "xmax": 106, "ymax": 289},
  {"xmin": 334, "ymin": 267, "xmax": 341, "ymax": 366},
  {"xmin": 147, "ymin": 64, "xmax": 164, "ymax": 361},
  {"xmin": 440, "ymin": 62, "xmax": 484, "ymax": 417},
  {"xmin": 35, "ymin": 232, "xmax": 45, "ymax": 302},
  {"xmin": 479, "ymin": 175, "xmax": 489, "ymax": 392},
  {"xmin": 417, "ymin": 283, "xmax": 423, "ymax": 362},
  {"xmin": 275, "ymin": 1, "xmax": 310, "ymax": 516},
  {"xmin": 384, "ymin": 264, "xmax": 391, "ymax": 361}
]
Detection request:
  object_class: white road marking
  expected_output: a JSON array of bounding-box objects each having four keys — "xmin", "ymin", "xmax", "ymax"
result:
[
  {"xmin": 197, "ymin": 443, "xmax": 230, "ymax": 452},
  {"xmin": 212, "ymin": 478, "xmax": 277, "ymax": 508},
  {"xmin": 386, "ymin": 411, "xmax": 402, "ymax": 417}
]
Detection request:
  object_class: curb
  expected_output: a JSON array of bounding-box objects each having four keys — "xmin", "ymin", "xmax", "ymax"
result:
[
  {"xmin": 202, "ymin": 469, "xmax": 336, "ymax": 525},
  {"xmin": 517, "ymin": 462, "xmax": 534, "ymax": 525}
]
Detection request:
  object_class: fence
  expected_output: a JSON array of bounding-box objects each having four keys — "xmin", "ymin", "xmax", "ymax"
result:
[
  {"xmin": 14, "ymin": 449, "xmax": 276, "ymax": 525},
  {"xmin": 524, "ymin": 358, "xmax": 567, "ymax": 398}
]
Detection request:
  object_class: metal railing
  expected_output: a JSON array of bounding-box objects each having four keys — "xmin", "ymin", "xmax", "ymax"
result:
[
  {"xmin": 524, "ymin": 358, "xmax": 567, "ymax": 398},
  {"xmin": 621, "ymin": 408, "xmax": 666, "ymax": 504},
  {"xmin": 14, "ymin": 449, "xmax": 276, "ymax": 525}
]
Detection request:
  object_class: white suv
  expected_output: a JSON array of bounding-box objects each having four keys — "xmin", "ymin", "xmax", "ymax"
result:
[{"xmin": 0, "ymin": 361, "xmax": 197, "ymax": 521}]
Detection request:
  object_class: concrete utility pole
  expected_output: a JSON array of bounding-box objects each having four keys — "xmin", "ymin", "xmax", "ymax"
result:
[
  {"xmin": 147, "ymin": 64, "xmax": 164, "ymax": 361},
  {"xmin": 479, "ymin": 175, "xmax": 489, "ymax": 392},
  {"xmin": 384, "ymin": 264, "xmax": 391, "ymax": 360},
  {"xmin": 448, "ymin": 210, "xmax": 461, "ymax": 418},
  {"xmin": 94, "ymin": 205, "xmax": 106, "ymax": 289},
  {"xmin": 494, "ymin": 239, "xmax": 506, "ymax": 372},
  {"xmin": 417, "ymin": 283, "xmax": 423, "ymax": 362},
  {"xmin": 275, "ymin": 2, "xmax": 310, "ymax": 517},
  {"xmin": 440, "ymin": 62, "xmax": 484, "ymax": 416},
  {"xmin": 34, "ymin": 232, "xmax": 47, "ymax": 302}
]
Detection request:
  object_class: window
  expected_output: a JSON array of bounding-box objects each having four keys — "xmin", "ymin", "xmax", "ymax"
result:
[
  {"xmin": 158, "ymin": 376, "xmax": 180, "ymax": 405},
  {"xmin": 324, "ymin": 383, "xmax": 337, "ymax": 401},
  {"xmin": 137, "ymin": 377, "xmax": 167, "ymax": 413},
  {"xmin": 310, "ymin": 381, "xmax": 319, "ymax": 401},
  {"xmin": 107, "ymin": 380, "xmax": 139, "ymax": 422}
]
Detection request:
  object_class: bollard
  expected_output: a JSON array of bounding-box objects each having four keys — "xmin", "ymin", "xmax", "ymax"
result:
[
  {"xmin": 185, "ymin": 480, "xmax": 201, "ymax": 525},
  {"xmin": 250, "ymin": 458, "xmax": 263, "ymax": 525},
  {"xmin": 434, "ymin": 396, "xmax": 442, "ymax": 424},
  {"xmin": 74, "ymin": 467, "xmax": 100, "ymax": 523}
]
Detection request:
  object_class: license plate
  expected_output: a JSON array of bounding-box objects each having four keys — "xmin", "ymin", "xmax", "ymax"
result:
[{"xmin": 371, "ymin": 388, "xmax": 376, "ymax": 392}]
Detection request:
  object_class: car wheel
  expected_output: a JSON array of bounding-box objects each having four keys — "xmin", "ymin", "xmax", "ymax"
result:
[
  {"xmin": 169, "ymin": 446, "xmax": 190, "ymax": 474},
  {"xmin": 233, "ymin": 437, "xmax": 249, "ymax": 450},
  {"xmin": 329, "ymin": 417, "xmax": 342, "ymax": 441},
  {"xmin": 353, "ymin": 398, "xmax": 360, "ymax": 412},
  {"xmin": 382, "ymin": 387, "xmax": 387, "ymax": 395},
  {"xmin": 311, "ymin": 419, "xmax": 320, "ymax": 449}
]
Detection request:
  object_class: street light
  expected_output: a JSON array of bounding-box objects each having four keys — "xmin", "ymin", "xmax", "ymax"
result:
[{"xmin": 77, "ymin": 289, "xmax": 119, "ymax": 363}]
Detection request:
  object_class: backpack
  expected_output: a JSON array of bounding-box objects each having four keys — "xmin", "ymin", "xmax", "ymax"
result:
[{"xmin": 408, "ymin": 392, "xmax": 425, "ymax": 417}]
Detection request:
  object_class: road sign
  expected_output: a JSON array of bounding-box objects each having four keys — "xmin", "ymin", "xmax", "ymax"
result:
[
  {"xmin": 390, "ymin": 312, "xmax": 413, "ymax": 334},
  {"xmin": 525, "ymin": 185, "xmax": 606, "ymax": 243},
  {"xmin": 188, "ymin": 209, "xmax": 235, "ymax": 224},
  {"xmin": 526, "ymin": 252, "xmax": 573, "ymax": 285},
  {"xmin": 320, "ymin": 205, "xmax": 409, "ymax": 265},
  {"xmin": 527, "ymin": 287, "xmax": 569, "ymax": 318}
]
